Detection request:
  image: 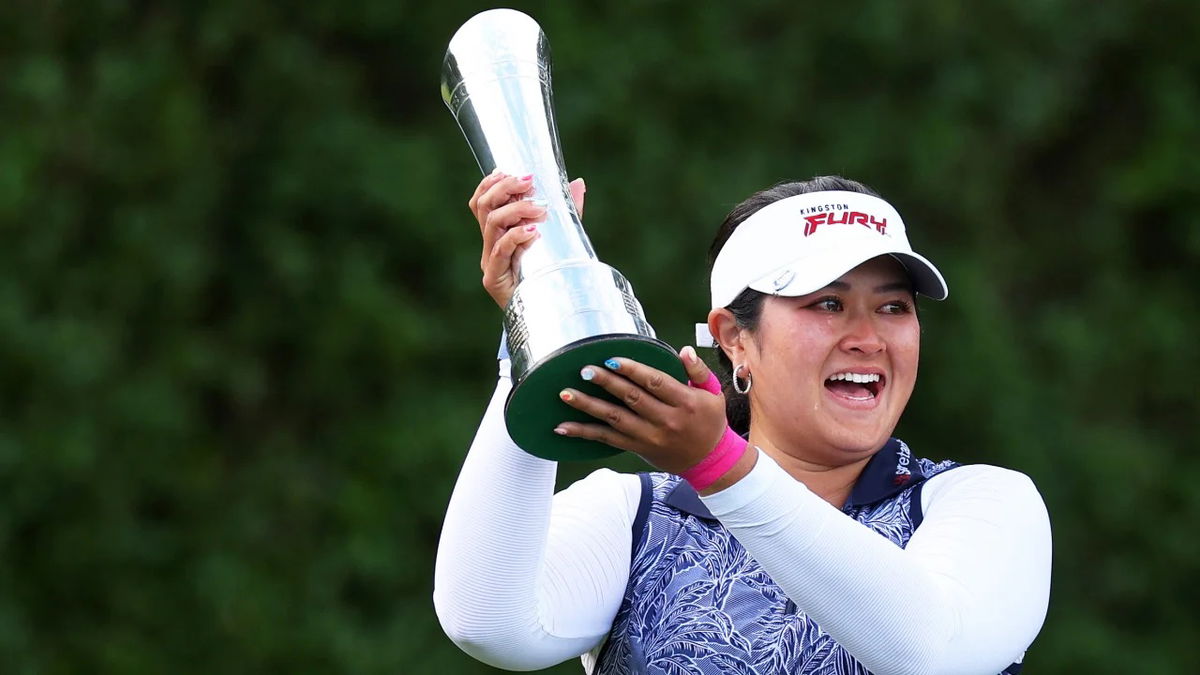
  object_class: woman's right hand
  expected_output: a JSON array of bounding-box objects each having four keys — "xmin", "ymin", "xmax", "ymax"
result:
[{"xmin": 469, "ymin": 171, "xmax": 586, "ymax": 308}]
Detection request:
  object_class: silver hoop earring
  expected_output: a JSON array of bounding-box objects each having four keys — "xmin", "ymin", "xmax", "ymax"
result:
[{"xmin": 733, "ymin": 364, "xmax": 752, "ymax": 395}]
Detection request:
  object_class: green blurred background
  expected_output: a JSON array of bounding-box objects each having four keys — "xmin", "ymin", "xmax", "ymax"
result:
[{"xmin": 2, "ymin": 0, "xmax": 1197, "ymax": 672}]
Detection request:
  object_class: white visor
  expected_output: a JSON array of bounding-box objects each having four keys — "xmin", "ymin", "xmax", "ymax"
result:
[{"xmin": 709, "ymin": 190, "xmax": 948, "ymax": 309}]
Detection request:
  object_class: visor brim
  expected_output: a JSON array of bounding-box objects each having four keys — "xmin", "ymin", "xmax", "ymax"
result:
[{"xmin": 746, "ymin": 247, "xmax": 948, "ymax": 302}]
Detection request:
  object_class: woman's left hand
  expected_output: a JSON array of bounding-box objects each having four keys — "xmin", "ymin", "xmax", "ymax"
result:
[{"xmin": 555, "ymin": 347, "xmax": 728, "ymax": 475}]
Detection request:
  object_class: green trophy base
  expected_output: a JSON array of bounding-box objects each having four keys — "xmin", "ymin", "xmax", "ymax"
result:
[{"xmin": 505, "ymin": 334, "xmax": 687, "ymax": 461}]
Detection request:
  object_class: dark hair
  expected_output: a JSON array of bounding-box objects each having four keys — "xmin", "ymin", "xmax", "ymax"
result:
[{"xmin": 709, "ymin": 176, "xmax": 881, "ymax": 436}]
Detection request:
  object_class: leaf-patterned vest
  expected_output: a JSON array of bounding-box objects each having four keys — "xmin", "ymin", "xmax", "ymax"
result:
[{"xmin": 591, "ymin": 439, "xmax": 1023, "ymax": 675}]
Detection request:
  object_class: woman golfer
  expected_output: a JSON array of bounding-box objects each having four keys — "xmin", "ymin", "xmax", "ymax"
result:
[{"xmin": 435, "ymin": 174, "xmax": 1051, "ymax": 674}]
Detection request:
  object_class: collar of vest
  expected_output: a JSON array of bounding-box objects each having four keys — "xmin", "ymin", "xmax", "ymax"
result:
[{"xmin": 663, "ymin": 438, "xmax": 927, "ymax": 520}]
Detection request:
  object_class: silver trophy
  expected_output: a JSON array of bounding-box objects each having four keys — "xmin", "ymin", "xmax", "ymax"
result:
[{"xmin": 442, "ymin": 8, "xmax": 683, "ymax": 461}]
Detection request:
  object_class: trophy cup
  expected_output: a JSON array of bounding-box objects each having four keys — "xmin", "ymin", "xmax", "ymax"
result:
[{"xmin": 442, "ymin": 8, "xmax": 684, "ymax": 461}]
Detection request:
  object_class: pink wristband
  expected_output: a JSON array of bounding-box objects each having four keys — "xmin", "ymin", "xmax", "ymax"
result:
[
  {"xmin": 680, "ymin": 426, "xmax": 748, "ymax": 492},
  {"xmin": 683, "ymin": 372, "xmax": 746, "ymax": 491}
]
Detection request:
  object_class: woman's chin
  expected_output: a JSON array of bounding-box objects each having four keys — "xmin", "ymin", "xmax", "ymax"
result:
[{"xmin": 820, "ymin": 422, "xmax": 895, "ymax": 457}]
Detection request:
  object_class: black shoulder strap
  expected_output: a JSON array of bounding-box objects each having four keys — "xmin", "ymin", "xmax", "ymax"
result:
[
  {"xmin": 630, "ymin": 472, "xmax": 653, "ymax": 562},
  {"xmin": 909, "ymin": 479, "xmax": 928, "ymax": 529}
]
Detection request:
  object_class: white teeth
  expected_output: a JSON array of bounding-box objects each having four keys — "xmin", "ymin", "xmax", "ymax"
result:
[{"xmin": 828, "ymin": 372, "xmax": 881, "ymax": 384}]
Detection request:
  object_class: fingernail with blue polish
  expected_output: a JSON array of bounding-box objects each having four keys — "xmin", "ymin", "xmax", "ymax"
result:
[
  {"xmin": 604, "ymin": 358, "xmax": 620, "ymax": 370},
  {"xmin": 580, "ymin": 367, "xmax": 595, "ymax": 381}
]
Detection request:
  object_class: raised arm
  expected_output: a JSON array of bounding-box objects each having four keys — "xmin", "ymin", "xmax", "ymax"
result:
[
  {"xmin": 433, "ymin": 367, "xmax": 639, "ymax": 669},
  {"xmin": 702, "ymin": 452, "xmax": 1051, "ymax": 675},
  {"xmin": 433, "ymin": 174, "xmax": 635, "ymax": 670}
]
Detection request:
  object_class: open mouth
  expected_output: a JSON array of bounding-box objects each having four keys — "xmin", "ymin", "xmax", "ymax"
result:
[{"xmin": 824, "ymin": 372, "xmax": 885, "ymax": 401}]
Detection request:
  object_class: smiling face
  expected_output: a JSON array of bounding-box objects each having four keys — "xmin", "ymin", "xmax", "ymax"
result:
[{"xmin": 729, "ymin": 255, "xmax": 921, "ymax": 467}]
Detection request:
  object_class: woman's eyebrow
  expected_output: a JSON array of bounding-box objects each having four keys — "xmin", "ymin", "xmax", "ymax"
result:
[
  {"xmin": 874, "ymin": 281, "xmax": 914, "ymax": 294},
  {"xmin": 821, "ymin": 280, "xmax": 913, "ymax": 293}
]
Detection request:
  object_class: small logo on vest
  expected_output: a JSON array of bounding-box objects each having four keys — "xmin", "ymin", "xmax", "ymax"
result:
[{"xmin": 893, "ymin": 441, "xmax": 912, "ymax": 485}]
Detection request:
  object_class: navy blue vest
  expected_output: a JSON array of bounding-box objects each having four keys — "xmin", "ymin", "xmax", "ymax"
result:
[{"xmin": 592, "ymin": 439, "xmax": 1022, "ymax": 674}]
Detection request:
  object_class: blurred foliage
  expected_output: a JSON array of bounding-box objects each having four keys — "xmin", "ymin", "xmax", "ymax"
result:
[{"xmin": 0, "ymin": 0, "xmax": 1197, "ymax": 673}]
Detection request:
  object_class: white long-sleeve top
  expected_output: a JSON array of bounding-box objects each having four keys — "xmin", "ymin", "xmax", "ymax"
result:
[{"xmin": 434, "ymin": 369, "xmax": 1051, "ymax": 674}]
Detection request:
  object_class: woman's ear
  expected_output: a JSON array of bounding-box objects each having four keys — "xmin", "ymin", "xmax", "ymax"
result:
[{"xmin": 707, "ymin": 308, "xmax": 745, "ymax": 363}]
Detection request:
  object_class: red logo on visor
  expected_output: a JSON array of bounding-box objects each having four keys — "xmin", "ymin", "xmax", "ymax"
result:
[{"xmin": 803, "ymin": 211, "xmax": 888, "ymax": 237}]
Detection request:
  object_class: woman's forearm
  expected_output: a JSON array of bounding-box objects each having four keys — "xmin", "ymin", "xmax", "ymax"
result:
[
  {"xmin": 702, "ymin": 452, "xmax": 1051, "ymax": 675},
  {"xmin": 433, "ymin": 374, "xmax": 635, "ymax": 670}
]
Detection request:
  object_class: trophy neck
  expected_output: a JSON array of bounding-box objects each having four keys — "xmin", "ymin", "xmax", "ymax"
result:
[{"xmin": 442, "ymin": 9, "xmax": 597, "ymax": 280}]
